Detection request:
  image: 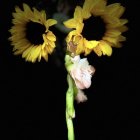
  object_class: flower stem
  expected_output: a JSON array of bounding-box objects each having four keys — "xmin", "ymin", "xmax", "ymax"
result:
[
  {"xmin": 66, "ymin": 74, "xmax": 75, "ymax": 140},
  {"xmin": 66, "ymin": 110, "xmax": 75, "ymax": 140}
]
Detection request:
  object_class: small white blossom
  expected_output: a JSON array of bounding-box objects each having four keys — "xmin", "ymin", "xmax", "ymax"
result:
[{"xmin": 70, "ymin": 55, "xmax": 95, "ymax": 89}]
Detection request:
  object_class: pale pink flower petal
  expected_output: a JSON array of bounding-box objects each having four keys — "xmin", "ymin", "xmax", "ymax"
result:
[
  {"xmin": 70, "ymin": 55, "xmax": 95, "ymax": 89},
  {"xmin": 75, "ymin": 89, "xmax": 87, "ymax": 103}
]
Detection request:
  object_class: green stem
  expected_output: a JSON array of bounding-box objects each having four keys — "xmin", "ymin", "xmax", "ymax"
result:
[
  {"xmin": 66, "ymin": 110, "xmax": 74, "ymax": 140},
  {"xmin": 66, "ymin": 74, "xmax": 75, "ymax": 140}
]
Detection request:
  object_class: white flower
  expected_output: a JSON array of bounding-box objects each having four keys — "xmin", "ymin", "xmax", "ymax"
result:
[{"xmin": 70, "ymin": 55, "xmax": 95, "ymax": 89}]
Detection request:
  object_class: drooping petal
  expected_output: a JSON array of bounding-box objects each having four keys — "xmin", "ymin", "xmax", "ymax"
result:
[{"xmin": 75, "ymin": 89, "xmax": 88, "ymax": 103}]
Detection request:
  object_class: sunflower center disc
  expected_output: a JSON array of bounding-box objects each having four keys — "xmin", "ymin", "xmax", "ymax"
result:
[
  {"xmin": 82, "ymin": 16, "xmax": 106, "ymax": 40},
  {"xmin": 26, "ymin": 21, "xmax": 46, "ymax": 45}
]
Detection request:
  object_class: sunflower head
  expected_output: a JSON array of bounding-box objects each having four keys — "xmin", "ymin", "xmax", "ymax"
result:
[
  {"xmin": 9, "ymin": 3, "xmax": 57, "ymax": 62},
  {"xmin": 64, "ymin": 0, "xmax": 128, "ymax": 57}
]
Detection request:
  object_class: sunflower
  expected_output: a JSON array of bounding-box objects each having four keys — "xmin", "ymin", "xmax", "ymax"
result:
[
  {"xmin": 64, "ymin": 0, "xmax": 128, "ymax": 56},
  {"xmin": 9, "ymin": 3, "xmax": 57, "ymax": 62}
]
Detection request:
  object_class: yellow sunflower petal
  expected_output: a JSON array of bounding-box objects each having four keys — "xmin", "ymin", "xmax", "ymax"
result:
[
  {"xmin": 85, "ymin": 47, "xmax": 92, "ymax": 55},
  {"xmin": 93, "ymin": 45, "xmax": 102, "ymax": 56},
  {"xmin": 99, "ymin": 40, "xmax": 112, "ymax": 56},
  {"xmin": 119, "ymin": 19, "xmax": 128, "ymax": 26},
  {"xmin": 40, "ymin": 10, "xmax": 46, "ymax": 21},
  {"xmin": 104, "ymin": 3, "xmax": 121, "ymax": 16},
  {"xmin": 84, "ymin": 39, "xmax": 99, "ymax": 49},
  {"xmin": 103, "ymin": 36, "xmax": 118, "ymax": 45},
  {"xmin": 114, "ymin": 6, "xmax": 125, "ymax": 18},
  {"xmin": 83, "ymin": 0, "xmax": 105, "ymax": 17},
  {"xmin": 66, "ymin": 30, "xmax": 77, "ymax": 43},
  {"xmin": 28, "ymin": 47, "xmax": 36, "ymax": 62},
  {"xmin": 48, "ymin": 40, "xmax": 55, "ymax": 48},
  {"xmin": 14, "ymin": 45, "xmax": 29, "ymax": 55},
  {"xmin": 43, "ymin": 34, "xmax": 55, "ymax": 48},
  {"xmin": 73, "ymin": 35, "xmax": 82, "ymax": 45},
  {"xmin": 46, "ymin": 31, "xmax": 56, "ymax": 41},
  {"xmin": 90, "ymin": 40, "xmax": 99, "ymax": 48},
  {"xmin": 118, "ymin": 35, "xmax": 126, "ymax": 42},
  {"xmin": 31, "ymin": 46, "xmax": 42, "ymax": 62},
  {"xmin": 46, "ymin": 45, "xmax": 54, "ymax": 54},
  {"xmin": 105, "ymin": 29, "xmax": 121, "ymax": 37},
  {"xmin": 32, "ymin": 8, "xmax": 41, "ymax": 22},
  {"xmin": 105, "ymin": 3, "xmax": 125, "ymax": 18},
  {"xmin": 103, "ymin": 15, "xmax": 120, "ymax": 25},
  {"xmin": 12, "ymin": 12, "xmax": 28, "ymax": 23},
  {"xmin": 83, "ymin": 38, "xmax": 93, "ymax": 49},
  {"xmin": 12, "ymin": 19, "xmax": 25, "ymax": 24},
  {"xmin": 22, "ymin": 46, "xmax": 33, "ymax": 59},
  {"xmin": 13, "ymin": 40, "xmax": 30, "ymax": 51},
  {"xmin": 45, "ymin": 19, "xmax": 57, "ymax": 27},
  {"xmin": 74, "ymin": 6, "xmax": 83, "ymax": 21},
  {"xmin": 63, "ymin": 19, "xmax": 77, "ymax": 29},
  {"xmin": 23, "ymin": 3, "xmax": 33, "ymax": 16},
  {"xmin": 106, "ymin": 19, "xmax": 128, "ymax": 28},
  {"xmin": 76, "ymin": 22, "xmax": 84, "ymax": 34},
  {"xmin": 91, "ymin": 0, "xmax": 107, "ymax": 16},
  {"xmin": 13, "ymin": 39, "xmax": 29, "ymax": 48},
  {"xmin": 15, "ymin": 6, "xmax": 23, "ymax": 13},
  {"xmin": 26, "ymin": 47, "xmax": 38, "ymax": 62},
  {"xmin": 116, "ymin": 25, "xmax": 128, "ymax": 32},
  {"xmin": 41, "ymin": 49, "xmax": 48, "ymax": 61},
  {"xmin": 38, "ymin": 53, "xmax": 42, "ymax": 62},
  {"xmin": 82, "ymin": 0, "xmax": 94, "ymax": 19}
]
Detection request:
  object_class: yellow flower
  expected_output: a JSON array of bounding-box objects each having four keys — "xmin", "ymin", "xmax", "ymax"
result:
[
  {"xmin": 9, "ymin": 3, "xmax": 57, "ymax": 62},
  {"xmin": 64, "ymin": 0, "xmax": 128, "ymax": 56}
]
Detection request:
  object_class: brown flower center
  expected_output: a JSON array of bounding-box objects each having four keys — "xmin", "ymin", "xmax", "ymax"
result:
[
  {"xmin": 26, "ymin": 21, "xmax": 46, "ymax": 45},
  {"xmin": 82, "ymin": 16, "xmax": 106, "ymax": 40}
]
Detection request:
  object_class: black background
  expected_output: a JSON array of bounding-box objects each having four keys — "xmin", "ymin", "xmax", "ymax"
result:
[{"xmin": 0, "ymin": 0, "xmax": 139, "ymax": 140}]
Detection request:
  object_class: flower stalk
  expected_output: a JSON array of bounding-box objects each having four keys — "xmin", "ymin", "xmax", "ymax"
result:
[
  {"xmin": 65, "ymin": 54, "xmax": 77, "ymax": 140},
  {"xmin": 65, "ymin": 53, "xmax": 95, "ymax": 140},
  {"xmin": 66, "ymin": 74, "xmax": 75, "ymax": 140}
]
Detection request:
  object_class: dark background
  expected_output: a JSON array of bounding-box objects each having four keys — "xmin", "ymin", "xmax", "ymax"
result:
[{"xmin": 0, "ymin": 0, "xmax": 139, "ymax": 140}]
